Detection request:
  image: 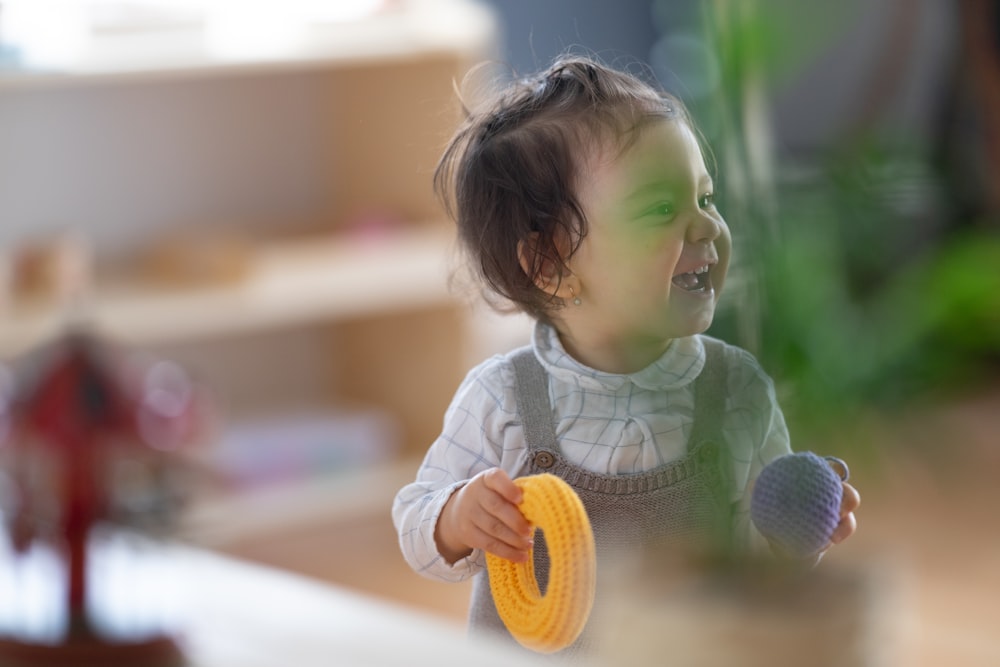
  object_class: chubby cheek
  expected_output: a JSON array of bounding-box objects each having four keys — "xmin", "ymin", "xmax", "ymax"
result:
[
  {"xmin": 622, "ymin": 242, "xmax": 683, "ymax": 304},
  {"xmin": 655, "ymin": 236, "xmax": 687, "ymax": 294},
  {"xmin": 599, "ymin": 234, "xmax": 660, "ymax": 286}
]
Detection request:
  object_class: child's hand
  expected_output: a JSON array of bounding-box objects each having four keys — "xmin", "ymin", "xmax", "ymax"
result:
[{"xmin": 435, "ymin": 468, "xmax": 535, "ymax": 565}]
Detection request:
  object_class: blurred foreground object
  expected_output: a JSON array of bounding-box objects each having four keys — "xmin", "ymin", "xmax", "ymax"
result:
[
  {"xmin": 0, "ymin": 330, "xmax": 207, "ymax": 666},
  {"xmin": 593, "ymin": 552, "xmax": 900, "ymax": 667}
]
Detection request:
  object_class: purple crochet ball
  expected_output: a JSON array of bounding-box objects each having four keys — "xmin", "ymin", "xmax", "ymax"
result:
[{"xmin": 750, "ymin": 452, "xmax": 844, "ymax": 558}]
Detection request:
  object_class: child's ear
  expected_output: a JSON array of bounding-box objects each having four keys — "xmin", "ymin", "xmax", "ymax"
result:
[
  {"xmin": 518, "ymin": 232, "xmax": 562, "ymax": 297},
  {"xmin": 518, "ymin": 232, "xmax": 580, "ymax": 303}
]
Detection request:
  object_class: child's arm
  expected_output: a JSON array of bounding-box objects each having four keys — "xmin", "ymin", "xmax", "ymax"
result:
[
  {"xmin": 392, "ymin": 357, "xmax": 528, "ymax": 581},
  {"xmin": 435, "ymin": 467, "xmax": 534, "ymax": 565}
]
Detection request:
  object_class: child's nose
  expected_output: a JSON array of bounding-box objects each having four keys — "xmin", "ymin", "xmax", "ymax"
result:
[{"xmin": 686, "ymin": 210, "xmax": 722, "ymax": 244}]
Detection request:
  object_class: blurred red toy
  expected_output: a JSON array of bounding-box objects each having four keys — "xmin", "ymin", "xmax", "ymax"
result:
[{"xmin": 0, "ymin": 330, "xmax": 205, "ymax": 666}]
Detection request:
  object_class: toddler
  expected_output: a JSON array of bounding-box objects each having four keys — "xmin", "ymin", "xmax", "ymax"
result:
[{"xmin": 392, "ymin": 54, "xmax": 859, "ymax": 656}]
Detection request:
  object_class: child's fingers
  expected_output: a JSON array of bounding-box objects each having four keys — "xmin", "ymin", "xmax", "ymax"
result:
[
  {"xmin": 829, "ymin": 510, "xmax": 856, "ymax": 545},
  {"xmin": 479, "ymin": 467, "xmax": 533, "ymax": 537},
  {"xmin": 840, "ymin": 482, "xmax": 861, "ymax": 516},
  {"xmin": 446, "ymin": 469, "xmax": 532, "ymax": 559},
  {"xmin": 827, "ymin": 483, "xmax": 860, "ymax": 546},
  {"xmin": 476, "ymin": 473, "xmax": 534, "ymax": 546},
  {"xmin": 481, "ymin": 467, "xmax": 524, "ymax": 505},
  {"xmin": 470, "ymin": 515, "xmax": 534, "ymax": 562}
]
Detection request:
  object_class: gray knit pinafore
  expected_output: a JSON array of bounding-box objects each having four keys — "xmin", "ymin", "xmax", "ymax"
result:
[{"xmin": 467, "ymin": 338, "xmax": 733, "ymax": 658}]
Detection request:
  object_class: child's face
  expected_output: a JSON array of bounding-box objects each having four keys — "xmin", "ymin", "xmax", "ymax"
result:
[{"xmin": 566, "ymin": 119, "xmax": 731, "ymax": 361}]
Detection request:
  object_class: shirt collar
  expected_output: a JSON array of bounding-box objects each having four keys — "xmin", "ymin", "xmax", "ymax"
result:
[{"xmin": 531, "ymin": 321, "xmax": 706, "ymax": 391}]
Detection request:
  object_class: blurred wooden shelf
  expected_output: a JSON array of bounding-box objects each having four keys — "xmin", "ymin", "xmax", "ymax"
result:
[
  {"xmin": 0, "ymin": 0, "xmax": 493, "ymax": 461},
  {"xmin": 0, "ymin": 227, "xmax": 457, "ymax": 358},
  {"xmin": 176, "ymin": 455, "xmax": 421, "ymax": 548}
]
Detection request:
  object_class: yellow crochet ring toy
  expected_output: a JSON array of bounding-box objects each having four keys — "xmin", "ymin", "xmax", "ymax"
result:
[{"xmin": 485, "ymin": 473, "xmax": 596, "ymax": 653}]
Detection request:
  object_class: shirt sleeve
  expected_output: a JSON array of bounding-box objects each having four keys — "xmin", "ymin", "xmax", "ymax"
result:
[
  {"xmin": 722, "ymin": 345, "xmax": 793, "ymax": 552},
  {"xmin": 391, "ymin": 355, "xmax": 527, "ymax": 583}
]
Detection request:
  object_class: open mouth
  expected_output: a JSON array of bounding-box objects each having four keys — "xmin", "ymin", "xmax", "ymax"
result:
[{"xmin": 671, "ymin": 263, "xmax": 713, "ymax": 293}]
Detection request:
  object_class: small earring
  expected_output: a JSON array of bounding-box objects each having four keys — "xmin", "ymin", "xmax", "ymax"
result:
[{"xmin": 569, "ymin": 286, "xmax": 582, "ymax": 306}]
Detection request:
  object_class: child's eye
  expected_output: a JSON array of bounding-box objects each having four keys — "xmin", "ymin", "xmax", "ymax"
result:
[
  {"xmin": 642, "ymin": 202, "xmax": 675, "ymax": 219},
  {"xmin": 699, "ymin": 193, "xmax": 715, "ymax": 209}
]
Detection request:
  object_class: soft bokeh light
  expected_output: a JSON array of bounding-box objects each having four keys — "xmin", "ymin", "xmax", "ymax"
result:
[
  {"xmin": 2, "ymin": 1, "xmax": 90, "ymax": 68},
  {"xmin": 1, "ymin": 0, "xmax": 388, "ymax": 67}
]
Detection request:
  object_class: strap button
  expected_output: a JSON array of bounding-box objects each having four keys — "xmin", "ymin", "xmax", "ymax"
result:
[{"xmin": 534, "ymin": 451, "xmax": 555, "ymax": 469}]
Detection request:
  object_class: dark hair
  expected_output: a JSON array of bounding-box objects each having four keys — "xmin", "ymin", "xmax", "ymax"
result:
[{"xmin": 435, "ymin": 54, "xmax": 696, "ymax": 322}]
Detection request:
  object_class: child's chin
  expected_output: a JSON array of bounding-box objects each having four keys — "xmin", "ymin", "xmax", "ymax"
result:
[
  {"xmin": 664, "ymin": 321, "xmax": 713, "ymax": 341},
  {"xmin": 678, "ymin": 307, "xmax": 717, "ymax": 337}
]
